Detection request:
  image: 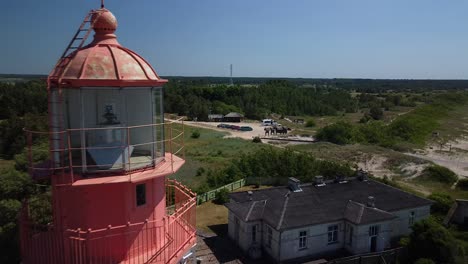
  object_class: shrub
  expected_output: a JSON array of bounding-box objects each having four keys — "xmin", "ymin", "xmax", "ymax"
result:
[
  {"xmin": 252, "ymin": 136, "xmax": 262, "ymax": 143},
  {"xmin": 428, "ymin": 192, "xmax": 454, "ymax": 215},
  {"xmin": 414, "ymin": 258, "xmax": 436, "ymax": 264},
  {"xmin": 305, "ymin": 119, "xmax": 315, "ymax": 127},
  {"xmin": 315, "ymin": 121, "xmax": 355, "ymax": 145},
  {"xmin": 422, "ymin": 165, "xmax": 458, "ymax": 184},
  {"xmin": 195, "ymin": 167, "xmax": 205, "ymax": 177},
  {"xmin": 457, "ymin": 178, "xmax": 468, "ymax": 190},
  {"xmin": 407, "ymin": 218, "xmax": 462, "ymax": 264},
  {"xmin": 191, "ymin": 130, "xmax": 201, "ymax": 139},
  {"xmin": 214, "ymin": 188, "xmax": 230, "ymax": 204},
  {"xmin": 369, "ymin": 106, "xmax": 384, "ymax": 120}
]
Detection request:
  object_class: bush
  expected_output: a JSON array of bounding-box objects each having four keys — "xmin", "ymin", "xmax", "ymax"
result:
[
  {"xmin": 407, "ymin": 218, "xmax": 462, "ymax": 264},
  {"xmin": 369, "ymin": 106, "xmax": 384, "ymax": 120},
  {"xmin": 414, "ymin": 258, "xmax": 436, "ymax": 264},
  {"xmin": 305, "ymin": 119, "xmax": 315, "ymax": 127},
  {"xmin": 316, "ymin": 121, "xmax": 355, "ymax": 145},
  {"xmin": 191, "ymin": 130, "xmax": 201, "ymax": 139},
  {"xmin": 195, "ymin": 167, "xmax": 205, "ymax": 177},
  {"xmin": 423, "ymin": 165, "xmax": 458, "ymax": 184},
  {"xmin": 252, "ymin": 136, "xmax": 262, "ymax": 143},
  {"xmin": 214, "ymin": 188, "xmax": 230, "ymax": 204},
  {"xmin": 428, "ymin": 192, "xmax": 454, "ymax": 215},
  {"xmin": 457, "ymin": 178, "xmax": 468, "ymax": 190}
]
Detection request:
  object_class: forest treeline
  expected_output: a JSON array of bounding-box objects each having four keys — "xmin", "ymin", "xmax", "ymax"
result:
[{"xmin": 164, "ymin": 79, "xmax": 428, "ymax": 121}]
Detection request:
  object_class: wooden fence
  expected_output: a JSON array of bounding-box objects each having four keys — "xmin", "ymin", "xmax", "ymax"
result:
[{"xmin": 197, "ymin": 179, "xmax": 246, "ymax": 205}]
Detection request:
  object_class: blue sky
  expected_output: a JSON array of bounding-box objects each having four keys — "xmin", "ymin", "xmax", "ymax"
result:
[{"xmin": 1, "ymin": 0, "xmax": 468, "ymax": 79}]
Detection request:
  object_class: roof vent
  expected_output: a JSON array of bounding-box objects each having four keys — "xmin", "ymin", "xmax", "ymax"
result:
[
  {"xmin": 367, "ymin": 196, "xmax": 375, "ymax": 208},
  {"xmin": 315, "ymin": 176, "xmax": 326, "ymax": 187},
  {"xmin": 288, "ymin": 177, "xmax": 302, "ymax": 192},
  {"xmin": 357, "ymin": 169, "xmax": 368, "ymax": 181}
]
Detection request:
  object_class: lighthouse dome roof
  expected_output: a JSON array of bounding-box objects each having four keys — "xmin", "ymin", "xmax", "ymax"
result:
[{"xmin": 49, "ymin": 8, "xmax": 167, "ymax": 87}]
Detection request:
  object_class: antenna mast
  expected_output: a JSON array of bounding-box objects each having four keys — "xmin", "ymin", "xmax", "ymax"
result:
[{"xmin": 230, "ymin": 64, "xmax": 233, "ymax": 86}]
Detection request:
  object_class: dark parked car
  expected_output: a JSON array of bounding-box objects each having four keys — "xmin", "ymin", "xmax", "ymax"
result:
[{"xmin": 240, "ymin": 126, "xmax": 253, "ymax": 131}]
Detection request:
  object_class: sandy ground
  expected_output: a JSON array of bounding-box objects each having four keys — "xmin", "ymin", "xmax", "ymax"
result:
[
  {"xmin": 182, "ymin": 121, "xmax": 314, "ymax": 143},
  {"xmin": 407, "ymin": 137, "xmax": 468, "ymax": 178}
]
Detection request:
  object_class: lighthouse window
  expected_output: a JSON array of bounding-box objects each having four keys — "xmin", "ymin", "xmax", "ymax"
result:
[{"xmin": 136, "ymin": 184, "xmax": 146, "ymax": 206}]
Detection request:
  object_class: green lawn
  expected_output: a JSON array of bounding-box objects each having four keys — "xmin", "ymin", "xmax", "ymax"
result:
[{"xmin": 169, "ymin": 125, "xmax": 264, "ymax": 189}]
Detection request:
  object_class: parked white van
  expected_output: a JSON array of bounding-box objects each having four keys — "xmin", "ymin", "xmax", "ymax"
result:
[{"xmin": 262, "ymin": 119, "xmax": 274, "ymax": 126}]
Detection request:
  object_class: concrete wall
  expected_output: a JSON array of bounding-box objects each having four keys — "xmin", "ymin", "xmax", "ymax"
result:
[
  {"xmin": 390, "ymin": 205, "xmax": 431, "ymax": 239},
  {"xmin": 349, "ymin": 221, "xmax": 393, "ymax": 255},
  {"xmin": 278, "ymin": 221, "xmax": 344, "ymax": 262},
  {"xmin": 227, "ymin": 211, "xmax": 262, "ymax": 253},
  {"xmin": 451, "ymin": 202, "xmax": 468, "ymax": 225},
  {"xmin": 262, "ymin": 222, "xmax": 281, "ymax": 261}
]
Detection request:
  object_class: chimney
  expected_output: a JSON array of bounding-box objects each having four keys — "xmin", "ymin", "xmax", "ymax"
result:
[
  {"xmin": 248, "ymin": 191, "xmax": 253, "ymax": 201},
  {"xmin": 367, "ymin": 196, "xmax": 375, "ymax": 208},
  {"xmin": 288, "ymin": 177, "xmax": 302, "ymax": 192},
  {"xmin": 315, "ymin": 176, "xmax": 325, "ymax": 186}
]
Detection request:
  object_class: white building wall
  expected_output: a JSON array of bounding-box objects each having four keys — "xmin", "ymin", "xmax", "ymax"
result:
[
  {"xmin": 390, "ymin": 205, "xmax": 431, "ymax": 239},
  {"xmin": 279, "ymin": 221, "xmax": 344, "ymax": 262},
  {"xmin": 262, "ymin": 222, "xmax": 281, "ymax": 261},
  {"xmin": 227, "ymin": 211, "xmax": 261, "ymax": 253},
  {"xmin": 351, "ymin": 221, "xmax": 393, "ymax": 254}
]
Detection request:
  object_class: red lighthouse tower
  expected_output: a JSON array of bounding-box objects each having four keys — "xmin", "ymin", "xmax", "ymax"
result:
[{"xmin": 21, "ymin": 4, "xmax": 196, "ymax": 264}]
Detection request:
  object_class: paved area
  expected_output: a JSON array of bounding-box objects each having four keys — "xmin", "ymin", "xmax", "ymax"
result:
[{"xmin": 195, "ymin": 228, "xmax": 270, "ymax": 264}]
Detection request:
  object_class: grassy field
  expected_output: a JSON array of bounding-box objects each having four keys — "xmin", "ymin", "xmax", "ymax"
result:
[
  {"xmin": 169, "ymin": 124, "xmax": 264, "ymax": 189},
  {"xmin": 196, "ymin": 201, "xmax": 229, "ymax": 233},
  {"xmin": 291, "ymin": 142, "xmax": 424, "ymax": 168},
  {"xmin": 434, "ymin": 103, "xmax": 468, "ymax": 143},
  {"xmin": 286, "ymin": 105, "xmax": 416, "ymax": 136},
  {"xmin": 0, "ymin": 159, "xmax": 14, "ymax": 171}
]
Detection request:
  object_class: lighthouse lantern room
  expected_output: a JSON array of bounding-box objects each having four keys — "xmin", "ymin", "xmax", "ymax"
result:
[{"xmin": 21, "ymin": 4, "xmax": 196, "ymax": 264}]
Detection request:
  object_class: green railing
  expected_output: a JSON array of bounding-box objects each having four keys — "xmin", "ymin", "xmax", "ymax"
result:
[{"xmin": 196, "ymin": 179, "xmax": 246, "ymax": 205}]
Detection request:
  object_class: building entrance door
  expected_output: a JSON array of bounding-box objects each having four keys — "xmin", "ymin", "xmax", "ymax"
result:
[{"xmin": 370, "ymin": 236, "xmax": 377, "ymax": 252}]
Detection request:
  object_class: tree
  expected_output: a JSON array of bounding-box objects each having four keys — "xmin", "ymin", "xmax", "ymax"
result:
[
  {"xmin": 316, "ymin": 121, "xmax": 355, "ymax": 145},
  {"xmin": 406, "ymin": 218, "xmax": 462, "ymax": 264},
  {"xmin": 369, "ymin": 106, "xmax": 384, "ymax": 120},
  {"xmin": 427, "ymin": 192, "xmax": 454, "ymax": 215},
  {"xmin": 214, "ymin": 188, "xmax": 230, "ymax": 204}
]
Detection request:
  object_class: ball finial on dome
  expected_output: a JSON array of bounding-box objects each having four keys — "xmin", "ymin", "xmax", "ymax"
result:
[{"xmin": 92, "ymin": 8, "xmax": 118, "ymax": 34}]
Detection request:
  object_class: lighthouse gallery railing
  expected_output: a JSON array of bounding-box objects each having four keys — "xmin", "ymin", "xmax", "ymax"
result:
[
  {"xmin": 21, "ymin": 179, "xmax": 196, "ymax": 264},
  {"xmin": 24, "ymin": 118, "xmax": 185, "ymax": 182}
]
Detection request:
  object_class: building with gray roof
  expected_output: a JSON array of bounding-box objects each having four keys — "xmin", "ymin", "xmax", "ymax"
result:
[{"xmin": 225, "ymin": 177, "xmax": 432, "ymax": 263}]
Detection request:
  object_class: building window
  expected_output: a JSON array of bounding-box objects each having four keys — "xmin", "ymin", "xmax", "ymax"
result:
[
  {"xmin": 348, "ymin": 225, "xmax": 353, "ymax": 245},
  {"xmin": 266, "ymin": 226, "xmax": 273, "ymax": 248},
  {"xmin": 252, "ymin": 224, "xmax": 258, "ymax": 243},
  {"xmin": 369, "ymin": 225, "xmax": 379, "ymax": 237},
  {"xmin": 299, "ymin": 230, "xmax": 307, "ymax": 249},
  {"xmin": 328, "ymin": 225, "xmax": 338, "ymax": 244},
  {"xmin": 409, "ymin": 211, "xmax": 415, "ymax": 226},
  {"xmin": 136, "ymin": 184, "xmax": 146, "ymax": 206}
]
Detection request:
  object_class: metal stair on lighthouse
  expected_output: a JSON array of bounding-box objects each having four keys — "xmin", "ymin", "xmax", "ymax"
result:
[
  {"xmin": 46, "ymin": 9, "xmax": 103, "ymax": 179},
  {"xmin": 47, "ymin": 10, "xmax": 102, "ymax": 85}
]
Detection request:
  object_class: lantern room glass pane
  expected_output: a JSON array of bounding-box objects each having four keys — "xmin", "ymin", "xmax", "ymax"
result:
[{"xmin": 59, "ymin": 87, "xmax": 165, "ymax": 175}]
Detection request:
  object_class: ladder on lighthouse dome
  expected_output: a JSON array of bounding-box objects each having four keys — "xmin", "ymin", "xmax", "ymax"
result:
[
  {"xmin": 47, "ymin": 9, "xmax": 103, "ymax": 84},
  {"xmin": 45, "ymin": 9, "xmax": 103, "ymax": 180}
]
